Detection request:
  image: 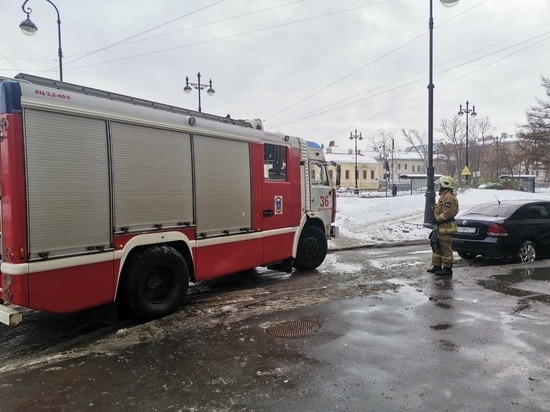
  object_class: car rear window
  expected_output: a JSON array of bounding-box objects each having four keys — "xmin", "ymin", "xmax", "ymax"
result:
[{"xmin": 462, "ymin": 203, "xmax": 518, "ymax": 218}]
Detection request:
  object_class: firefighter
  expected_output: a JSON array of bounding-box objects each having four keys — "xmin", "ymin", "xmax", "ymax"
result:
[{"xmin": 427, "ymin": 175, "xmax": 459, "ymax": 276}]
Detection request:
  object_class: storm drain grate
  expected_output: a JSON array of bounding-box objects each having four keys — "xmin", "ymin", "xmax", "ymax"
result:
[{"xmin": 265, "ymin": 320, "xmax": 320, "ymax": 338}]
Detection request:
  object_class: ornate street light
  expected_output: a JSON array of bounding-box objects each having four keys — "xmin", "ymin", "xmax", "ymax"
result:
[
  {"xmin": 423, "ymin": 0, "xmax": 460, "ymax": 225},
  {"xmin": 184, "ymin": 72, "xmax": 215, "ymax": 112},
  {"xmin": 20, "ymin": 0, "xmax": 63, "ymax": 81},
  {"xmin": 457, "ymin": 101, "xmax": 477, "ymax": 183},
  {"xmin": 349, "ymin": 130, "xmax": 363, "ymax": 194}
]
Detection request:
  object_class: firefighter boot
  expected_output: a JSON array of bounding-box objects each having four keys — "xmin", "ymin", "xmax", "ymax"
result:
[
  {"xmin": 435, "ymin": 267, "xmax": 453, "ymax": 277},
  {"xmin": 427, "ymin": 265, "xmax": 442, "ymax": 273}
]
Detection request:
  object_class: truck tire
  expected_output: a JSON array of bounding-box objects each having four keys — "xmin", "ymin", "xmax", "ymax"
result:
[
  {"xmin": 294, "ymin": 226, "xmax": 327, "ymax": 270},
  {"xmin": 120, "ymin": 245, "xmax": 189, "ymax": 321}
]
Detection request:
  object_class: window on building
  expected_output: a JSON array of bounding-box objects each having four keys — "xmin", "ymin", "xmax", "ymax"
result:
[
  {"xmin": 412, "ymin": 165, "xmax": 415, "ymax": 172},
  {"xmin": 329, "ymin": 170, "xmax": 333, "ymax": 180},
  {"xmin": 398, "ymin": 164, "xmax": 401, "ymax": 170},
  {"xmin": 370, "ymin": 170, "xmax": 374, "ymax": 179},
  {"xmin": 345, "ymin": 170, "xmax": 350, "ymax": 180},
  {"xmin": 363, "ymin": 170, "xmax": 367, "ymax": 179},
  {"xmin": 404, "ymin": 164, "xmax": 408, "ymax": 170},
  {"xmin": 264, "ymin": 144, "xmax": 287, "ymax": 180}
]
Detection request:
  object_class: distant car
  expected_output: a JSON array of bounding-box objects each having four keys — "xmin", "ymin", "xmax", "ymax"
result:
[{"xmin": 452, "ymin": 200, "xmax": 550, "ymax": 263}]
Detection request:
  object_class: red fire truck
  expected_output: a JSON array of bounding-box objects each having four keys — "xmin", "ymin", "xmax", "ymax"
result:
[{"xmin": 0, "ymin": 74, "xmax": 338, "ymax": 326}]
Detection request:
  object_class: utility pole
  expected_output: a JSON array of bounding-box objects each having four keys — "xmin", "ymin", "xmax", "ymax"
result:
[{"xmin": 349, "ymin": 130, "xmax": 363, "ymax": 194}]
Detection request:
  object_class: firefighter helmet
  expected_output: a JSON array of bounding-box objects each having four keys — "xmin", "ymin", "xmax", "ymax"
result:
[{"xmin": 437, "ymin": 175, "xmax": 455, "ymax": 190}]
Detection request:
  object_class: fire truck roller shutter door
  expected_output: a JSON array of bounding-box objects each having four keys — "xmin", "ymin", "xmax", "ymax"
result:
[
  {"xmin": 24, "ymin": 109, "xmax": 111, "ymax": 258},
  {"xmin": 110, "ymin": 123, "xmax": 193, "ymax": 231},
  {"xmin": 193, "ymin": 135, "xmax": 252, "ymax": 236}
]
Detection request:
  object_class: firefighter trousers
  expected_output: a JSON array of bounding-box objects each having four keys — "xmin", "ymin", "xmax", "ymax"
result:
[{"xmin": 431, "ymin": 233, "xmax": 453, "ymax": 268}]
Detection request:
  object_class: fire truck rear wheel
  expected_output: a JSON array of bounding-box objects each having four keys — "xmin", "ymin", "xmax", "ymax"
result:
[
  {"xmin": 121, "ymin": 245, "xmax": 189, "ymax": 321},
  {"xmin": 294, "ymin": 225, "xmax": 327, "ymax": 270}
]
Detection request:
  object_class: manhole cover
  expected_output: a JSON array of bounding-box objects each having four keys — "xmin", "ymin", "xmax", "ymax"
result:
[{"xmin": 265, "ymin": 320, "xmax": 320, "ymax": 338}]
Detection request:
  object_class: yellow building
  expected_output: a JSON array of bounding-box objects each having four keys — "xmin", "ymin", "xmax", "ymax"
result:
[{"xmin": 324, "ymin": 147, "xmax": 380, "ymax": 191}]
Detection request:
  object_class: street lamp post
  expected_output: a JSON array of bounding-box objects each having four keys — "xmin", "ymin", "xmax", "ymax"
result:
[
  {"xmin": 183, "ymin": 72, "xmax": 215, "ymax": 112},
  {"xmin": 349, "ymin": 130, "xmax": 362, "ymax": 194},
  {"xmin": 19, "ymin": 0, "xmax": 63, "ymax": 81},
  {"xmin": 495, "ymin": 134, "xmax": 500, "ymax": 179},
  {"xmin": 423, "ymin": 0, "xmax": 460, "ymax": 226},
  {"xmin": 494, "ymin": 133, "xmax": 506, "ymax": 179},
  {"xmin": 457, "ymin": 101, "xmax": 477, "ymax": 183}
]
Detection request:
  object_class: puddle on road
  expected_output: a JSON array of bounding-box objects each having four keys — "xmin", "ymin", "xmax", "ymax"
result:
[{"xmin": 478, "ymin": 266, "xmax": 550, "ymax": 305}]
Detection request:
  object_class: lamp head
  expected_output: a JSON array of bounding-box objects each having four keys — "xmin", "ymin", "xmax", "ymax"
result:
[
  {"xmin": 440, "ymin": 0, "xmax": 460, "ymax": 7},
  {"xmin": 206, "ymin": 80, "xmax": 215, "ymax": 96},
  {"xmin": 20, "ymin": 16, "xmax": 38, "ymax": 36},
  {"xmin": 471, "ymin": 106, "xmax": 477, "ymax": 117},
  {"xmin": 183, "ymin": 76, "xmax": 192, "ymax": 94}
]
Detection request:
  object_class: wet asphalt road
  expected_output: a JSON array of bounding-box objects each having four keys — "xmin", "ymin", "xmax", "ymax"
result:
[{"xmin": 1, "ymin": 245, "xmax": 550, "ymax": 411}]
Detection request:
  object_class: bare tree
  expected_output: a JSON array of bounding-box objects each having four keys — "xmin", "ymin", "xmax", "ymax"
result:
[
  {"xmin": 466, "ymin": 116, "xmax": 495, "ymax": 181},
  {"xmin": 401, "ymin": 128, "xmax": 426, "ymax": 166},
  {"xmin": 369, "ymin": 129, "xmax": 396, "ymax": 184},
  {"xmin": 434, "ymin": 142, "xmax": 457, "ymax": 177},
  {"xmin": 518, "ymin": 75, "xmax": 550, "ymax": 177},
  {"xmin": 369, "ymin": 129, "xmax": 396, "ymax": 158},
  {"xmin": 438, "ymin": 115, "xmax": 496, "ymax": 183},
  {"xmin": 438, "ymin": 116, "xmax": 464, "ymax": 181}
]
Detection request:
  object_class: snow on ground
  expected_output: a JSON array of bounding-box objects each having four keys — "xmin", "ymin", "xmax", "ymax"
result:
[{"xmin": 330, "ymin": 188, "xmax": 550, "ymax": 249}]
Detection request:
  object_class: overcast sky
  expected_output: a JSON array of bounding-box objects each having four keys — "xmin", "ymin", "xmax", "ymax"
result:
[{"xmin": 1, "ymin": 0, "xmax": 549, "ymax": 150}]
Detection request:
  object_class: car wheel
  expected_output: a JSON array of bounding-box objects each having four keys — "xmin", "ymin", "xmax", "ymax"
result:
[
  {"xmin": 458, "ymin": 251, "xmax": 477, "ymax": 260},
  {"xmin": 518, "ymin": 240, "xmax": 536, "ymax": 263},
  {"xmin": 120, "ymin": 245, "xmax": 189, "ymax": 321}
]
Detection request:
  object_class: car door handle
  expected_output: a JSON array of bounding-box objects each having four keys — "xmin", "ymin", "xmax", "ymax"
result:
[{"xmin": 263, "ymin": 209, "xmax": 274, "ymax": 217}]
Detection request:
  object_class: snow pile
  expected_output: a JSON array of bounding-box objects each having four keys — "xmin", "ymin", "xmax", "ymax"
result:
[{"xmin": 331, "ymin": 188, "xmax": 550, "ymax": 249}]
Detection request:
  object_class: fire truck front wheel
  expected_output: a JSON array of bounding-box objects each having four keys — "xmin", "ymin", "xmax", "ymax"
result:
[
  {"xmin": 294, "ymin": 225, "xmax": 327, "ymax": 270},
  {"xmin": 120, "ymin": 245, "xmax": 190, "ymax": 321}
]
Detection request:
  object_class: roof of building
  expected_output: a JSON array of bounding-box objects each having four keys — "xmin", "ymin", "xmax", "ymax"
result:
[
  {"xmin": 325, "ymin": 152, "xmax": 378, "ymax": 165},
  {"xmin": 362, "ymin": 150, "xmax": 424, "ymax": 161},
  {"xmin": 326, "ymin": 144, "xmax": 425, "ymax": 162}
]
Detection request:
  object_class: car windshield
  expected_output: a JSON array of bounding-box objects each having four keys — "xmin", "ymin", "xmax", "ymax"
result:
[{"xmin": 462, "ymin": 203, "xmax": 519, "ymax": 218}]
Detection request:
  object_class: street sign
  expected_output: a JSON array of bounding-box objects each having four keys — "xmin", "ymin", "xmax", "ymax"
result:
[{"xmin": 461, "ymin": 166, "xmax": 471, "ymax": 176}]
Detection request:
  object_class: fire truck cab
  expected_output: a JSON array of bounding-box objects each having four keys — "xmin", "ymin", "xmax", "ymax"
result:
[{"xmin": 0, "ymin": 74, "xmax": 337, "ymax": 326}]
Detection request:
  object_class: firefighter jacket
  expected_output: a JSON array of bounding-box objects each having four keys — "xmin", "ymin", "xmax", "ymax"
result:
[{"xmin": 434, "ymin": 189, "xmax": 459, "ymax": 235}]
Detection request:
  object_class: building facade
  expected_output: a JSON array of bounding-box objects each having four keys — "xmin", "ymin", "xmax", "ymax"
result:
[
  {"xmin": 324, "ymin": 143, "xmax": 429, "ymax": 192},
  {"xmin": 324, "ymin": 145, "xmax": 380, "ymax": 191}
]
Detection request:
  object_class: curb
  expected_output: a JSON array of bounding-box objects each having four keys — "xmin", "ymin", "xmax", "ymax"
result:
[{"xmin": 328, "ymin": 239, "xmax": 429, "ymax": 253}]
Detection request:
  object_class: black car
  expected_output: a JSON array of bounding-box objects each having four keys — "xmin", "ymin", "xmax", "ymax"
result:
[{"xmin": 452, "ymin": 200, "xmax": 550, "ymax": 262}]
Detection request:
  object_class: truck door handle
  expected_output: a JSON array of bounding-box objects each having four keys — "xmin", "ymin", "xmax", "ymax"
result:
[{"xmin": 263, "ymin": 209, "xmax": 274, "ymax": 217}]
